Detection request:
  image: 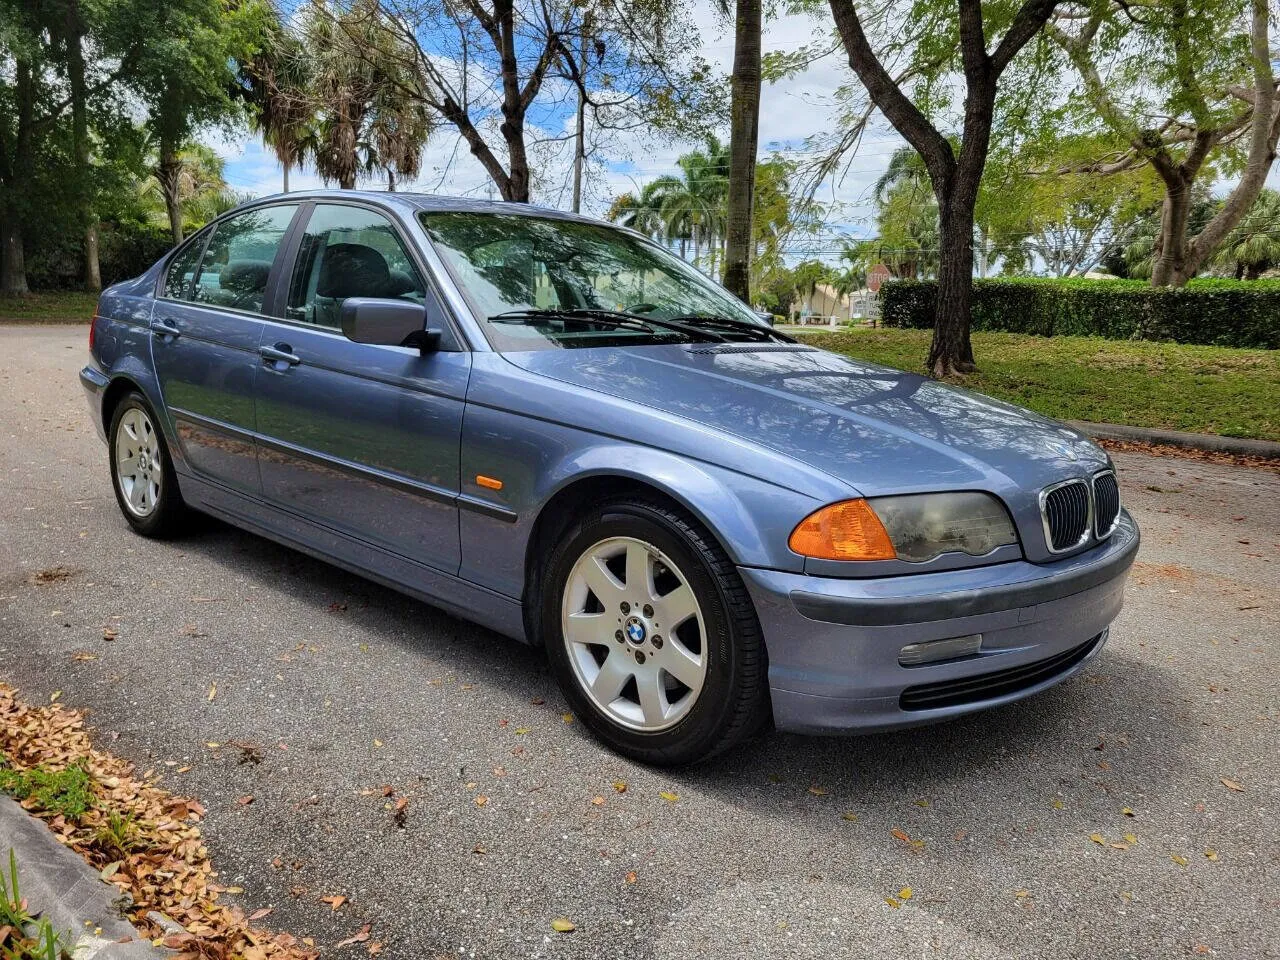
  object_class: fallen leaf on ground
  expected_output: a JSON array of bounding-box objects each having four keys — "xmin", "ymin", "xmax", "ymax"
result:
[
  {"xmin": 247, "ymin": 908, "xmax": 273, "ymax": 921},
  {"xmin": 624, "ymin": 871, "xmax": 637, "ymax": 884},
  {"xmin": 72, "ymin": 652, "xmax": 97, "ymax": 661},
  {"xmin": 1204, "ymin": 849, "xmax": 1219, "ymax": 861},
  {"xmin": 367, "ymin": 943, "xmax": 384, "ymax": 955},
  {"xmin": 841, "ymin": 811, "xmax": 858, "ymax": 822},
  {"xmin": 659, "ymin": 791, "xmax": 679, "ymax": 802},
  {"xmin": 474, "ymin": 795, "xmax": 489, "ymax": 807},
  {"xmin": 590, "ymin": 796, "xmax": 605, "ymax": 806},
  {"xmin": 102, "ymin": 627, "xmax": 118, "ymax": 641},
  {"xmin": 550, "ymin": 918, "xmax": 576, "ymax": 933},
  {"xmin": 612, "ymin": 780, "xmax": 627, "ymax": 793},
  {"xmin": 807, "ymin": 785, "xmax": 827, "ymax": 796},
  {"xmin": 1121, "ymin": 807, "xmax": 1135, "ymax": 817},
  {"xmin": 1220, "ymin": 778, "xmax": 1244, "ymax": 792},
  {"xmin": 320, "ymin": 895, "xmax": 347, "ymax": 911},
  {"xmin": 561, "ymin": 713, "xmax": 573, "ymax": 723},
  {"xmin": 884, "ymin": 897, "xmax": 901, "ymax": 909},
  {"xmin": 1089, "ymin": 833, "xmax": 1106, "ymax": 845},
  {"xmin": 207, "ymin": 683, "xmax": 217, "ymax": 702},
  {"xmin": 514, "ymin": 727, "xmax": 531, "ymax": 735},
  {"xmin": 336, "ymin": 925, "xmax": 371, "ymax": 947},
  {"xmin": 236, "ymin": 795, "xmax": 254, "ymax": 806},
  {"xmin": 1171, "ymin": 854, "xmax": 1189, "ymax": 867},
  {"xmin": 898, "ymin": 887, "xmax": 913, "ymax": 900}
]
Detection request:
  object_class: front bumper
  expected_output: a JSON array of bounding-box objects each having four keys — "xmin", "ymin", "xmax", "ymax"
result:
[
  {"xmin": 80, "ymin": 365, "xmax": 109, "ymax": 442},
  {"xmin": 744, "ymin": 510, "xmax": 1139, "ymax": 734}
]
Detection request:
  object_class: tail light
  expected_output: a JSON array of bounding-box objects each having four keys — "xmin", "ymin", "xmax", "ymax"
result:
[{"xmin": 89, "ymin": 303, "xmax": 101, "ymax": 352}]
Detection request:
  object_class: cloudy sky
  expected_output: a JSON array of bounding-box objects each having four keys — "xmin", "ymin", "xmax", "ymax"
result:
[{"xmin": 211, "ymin": 1, "xmax": 903, "ymax": 257}]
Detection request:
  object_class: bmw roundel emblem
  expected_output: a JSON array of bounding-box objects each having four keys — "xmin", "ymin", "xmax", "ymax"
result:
[{"xmin": 624, "ymin": 617, "xmax": 647, "ymax": 644}]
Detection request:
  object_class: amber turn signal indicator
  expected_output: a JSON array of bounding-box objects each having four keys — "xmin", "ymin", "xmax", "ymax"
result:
[
  {"xmin": 788, "ymin": 499, "xmax": 896, "ymax": 561},
  {"xmin": 475, "ymin": 475, "xmax": 503, "ymax": 491}
]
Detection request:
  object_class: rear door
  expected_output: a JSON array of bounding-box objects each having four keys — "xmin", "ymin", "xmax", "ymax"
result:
[
  {"xmin": 151, "ymin": 204, "xmax": 299, "ymax": 494},
  {"xmin": 253, "ymin": 201, "xmax": 471, "ymax": 574}
]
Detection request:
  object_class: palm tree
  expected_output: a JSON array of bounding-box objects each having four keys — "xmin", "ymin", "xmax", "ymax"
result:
[
  {"xmin": 791, "ymin": 259, "xmax": 830, "ymax": 319},
  {"xmin": 607, "ymin": 185, "xmax": 667, "ymax": 237},
  {"xmin": 243, "ymin": 18, "xmax": 316, "ymax": 193},
  {"xmin": 874, "ymin": 147, "xmax": 930, "ymax": 206},
  {"xmin": 303, "ymin": 0, "xmax": 432, "ymax": 190},
  {"xmin": 140, "ymin": 143, "xmax": 243, "ymax": 235},
  {"xmin": 1212, "ymin": 189, "xmax": 1280, "ymax": 279},
  {"xmin": 646, "ymin": 139, "xmax": 728, "ymax": 273},
  {"xmin": 830, "ymin": 264, "xmax": 865, "ymax": 320}
]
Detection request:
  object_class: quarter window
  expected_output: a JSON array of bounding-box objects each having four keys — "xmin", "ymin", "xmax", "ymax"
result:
[
  {"xmin": 190, "ymin": 205, "xmax": 298, "ymax": 314},
  {"xmin": 286, "ymin": 204, "xmax": 426, "ymax": 328},
  {"xmin": 163, "ymin": 231, "xmax": 208, "ymax": 301}
]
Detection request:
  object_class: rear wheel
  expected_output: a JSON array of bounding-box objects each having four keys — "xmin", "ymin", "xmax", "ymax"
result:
[
  {"xmin": 108, "ymin": 392, "xmax": 188, "ymax": 538},
  {"xmin": 543, "ymin": 498, "xmax": 768, "ymax": 765}
]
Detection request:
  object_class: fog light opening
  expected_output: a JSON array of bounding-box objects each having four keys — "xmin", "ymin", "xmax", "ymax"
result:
[{"xmin": 898, "ymin": 634, "xmax": 983, "ymax": 667}]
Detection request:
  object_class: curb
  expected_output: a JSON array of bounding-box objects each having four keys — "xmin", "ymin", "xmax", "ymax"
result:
[
  {"xmin": 1067, "ymin": 421, "xmax": 1280, "ymax": 460},
  {"xmin": 0, "ymin": 797, "xmax": 172, "ymax": 959}
]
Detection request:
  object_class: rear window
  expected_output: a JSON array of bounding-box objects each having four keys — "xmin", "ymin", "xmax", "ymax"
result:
[{"xmin": 188, "ymin": 205, "xmax": 298, "ymax": 314}]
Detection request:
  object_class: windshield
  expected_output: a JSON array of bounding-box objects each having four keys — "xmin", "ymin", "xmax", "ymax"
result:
[{"xmin": 419, "ymin": 211, "xmax": 767, "ymax": 350}]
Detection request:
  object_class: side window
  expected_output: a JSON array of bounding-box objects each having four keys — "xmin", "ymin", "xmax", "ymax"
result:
[
  {"xmin": 163, "ymin": 232, "xmax": 208, "ymax": 301},
  {"xmin": 286, "ymin": 204, "xmax": 426, "ymax": 328},
  {"xmin": 190, "ymin": 205, "xmax": 298, "ymax": 314}
]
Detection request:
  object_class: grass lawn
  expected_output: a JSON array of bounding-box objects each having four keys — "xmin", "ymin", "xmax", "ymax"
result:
[
  {"xmin": 0, "ymin": 290, "xmax": 100, "ymax": 323},
  {"xmin": 794, "ymin": 327, "xmax": 1280, "ymax": 442}
]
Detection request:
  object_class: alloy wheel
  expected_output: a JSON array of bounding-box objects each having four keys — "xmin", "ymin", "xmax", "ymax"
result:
[
  {"xmin": 115, "ymin": 407, "xmax": 162, "ymax": 518},
  {"xmin": 561, "ymin": 536, "xmax": 708, "ymax": 732}
]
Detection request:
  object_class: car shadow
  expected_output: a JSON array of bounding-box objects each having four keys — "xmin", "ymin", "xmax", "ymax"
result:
[{"xmin": 173, "ymin": 512, "xmax": 1194, "ymax": 854}]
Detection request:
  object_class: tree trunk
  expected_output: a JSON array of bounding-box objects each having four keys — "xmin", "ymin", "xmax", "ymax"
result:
[
  {"xmin": 722, "ymin": 0, "xmax": 761, "ymax": 301},
  {"xmin": 283, "ymin": 162, "xmax": 290, "ymax": 193},
  {"xmin": 571, "ymin": 28, "xmax": 588, "ymax": 214},
  {"xmin": 156, "ymin": 136, "xmax": 184, "ymax": 245},
  {"xmin": 1150, "ymin": 178, "xmax": 1191, "ymax": 287},
  {"xmin": 0, "ymin": 216, "xmax": 28, "ymax": 296},
  {"xmin": 929, "ymin": 205, "xmax": 977, "ymax": 376},
  {"xmin": 65, "ymin": 4, "xmax": 100, "ymax": 291},
  {"xmin": 1, "ymin": 58, "xmax": 36, "ymax": 296}
]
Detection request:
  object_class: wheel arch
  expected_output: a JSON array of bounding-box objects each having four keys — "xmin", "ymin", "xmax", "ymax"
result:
[
  {"xmin": 101, "ymin": 375, "xmax": 144, "ymax": 436},
  {"xmin": 520, "ymin": 456, "xmax": 799, "ymax": 646}
]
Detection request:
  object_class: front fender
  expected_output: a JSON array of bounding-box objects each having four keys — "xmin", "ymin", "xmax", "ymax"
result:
[{"xmin": 457, "ymin": 403, "xmax": 825, "ymax": 603}]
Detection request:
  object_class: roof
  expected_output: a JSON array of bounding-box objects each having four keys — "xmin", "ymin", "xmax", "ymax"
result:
[{"xmin": 242, "ymin": 189, "xmax": 604, "ymax": 225}]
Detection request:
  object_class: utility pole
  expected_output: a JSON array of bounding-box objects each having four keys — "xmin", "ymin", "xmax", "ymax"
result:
[{"xmin": 571, "ymin": 18, "xmax": 590, "ymax": 213}]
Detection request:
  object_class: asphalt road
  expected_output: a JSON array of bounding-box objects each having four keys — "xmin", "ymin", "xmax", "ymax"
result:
[{"xmin": 2, "ymin": 324, "xmax": 1277, "ymax": 960}]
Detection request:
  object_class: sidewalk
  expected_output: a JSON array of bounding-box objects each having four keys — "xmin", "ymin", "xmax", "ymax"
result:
[{"xmin": 0, "ymin": 797, "xmax": 169, "ymax": 959}]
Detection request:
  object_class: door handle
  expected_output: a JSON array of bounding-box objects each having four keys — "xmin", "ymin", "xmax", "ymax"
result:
[
  {"xmin": 150, "ymin": 317, "xmax": 181, "ymax": 339},
  {"xmin": 259, "ymin": 342, "xmax": 301, "ymax": 367}
]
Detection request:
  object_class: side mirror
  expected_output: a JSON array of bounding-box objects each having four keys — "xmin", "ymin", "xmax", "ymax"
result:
[{"xmin": 340, "ymin": 298, "xmax": 441, "ymax": 352}]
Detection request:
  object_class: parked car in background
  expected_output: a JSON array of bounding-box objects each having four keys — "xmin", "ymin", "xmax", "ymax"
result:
[{"xmin": 81, "ymin": 192, "xmax": 1139, "ymax": 765}]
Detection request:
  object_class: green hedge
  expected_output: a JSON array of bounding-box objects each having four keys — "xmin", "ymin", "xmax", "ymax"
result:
[{"xmin": 881, "ymin": 277, "xmax": 1280, "ymax": 349}]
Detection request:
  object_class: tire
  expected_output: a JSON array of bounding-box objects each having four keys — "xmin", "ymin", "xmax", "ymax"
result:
[
  {"xmin": 107, "ymin": 391, "xmax": 188, "ymax": 538},
  {"xmin": 542, "ymin": 498, "xmax": 769, "ymax": 766}
]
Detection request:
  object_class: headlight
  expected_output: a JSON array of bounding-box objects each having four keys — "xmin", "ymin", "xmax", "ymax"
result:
[{"xmin": 789, "ymin": 493, "xmax": 1018, "ymax": 563}]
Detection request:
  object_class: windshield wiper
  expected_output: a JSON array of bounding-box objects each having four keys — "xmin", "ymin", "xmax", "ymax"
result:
[
  {"xmin": 489, "ymin": 308, "xmax": 726, "ymax": 343},
  {"xmin": 664, "ymin": 314, "xmax": 795, "ymax": 344}
]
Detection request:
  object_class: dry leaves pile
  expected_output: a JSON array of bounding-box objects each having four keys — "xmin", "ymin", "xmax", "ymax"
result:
[
  {"xmin": 1097, "ymin": 438, "xmax": 1280, "ymax": 474},
  {"xmin": 0, "ymin": 685, "xmax": 316, "ymax": 960}
]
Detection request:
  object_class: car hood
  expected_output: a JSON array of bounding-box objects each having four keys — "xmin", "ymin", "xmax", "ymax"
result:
[{"xmin": 502, "ymin": 342, "xmax": 1107, "ymax": 496}]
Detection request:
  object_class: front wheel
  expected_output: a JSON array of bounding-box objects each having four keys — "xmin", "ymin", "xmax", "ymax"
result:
[
  {"xmin": 108, "ymin": 391, "xmax": 188, "ymax": 538},
  {"xmin": 543, "ymin": 498, "xmax": 769, "ymax": 765}
]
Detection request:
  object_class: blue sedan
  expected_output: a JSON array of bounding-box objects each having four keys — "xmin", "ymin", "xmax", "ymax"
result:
[{"xmin": 80, "ymin": 192, "xmax": 1138, "ymax": 765}]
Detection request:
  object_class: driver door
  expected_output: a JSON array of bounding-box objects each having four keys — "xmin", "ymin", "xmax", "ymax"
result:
[{"xmin": 253, "ymin": 201, "xmax": 471, "ymax": 574}]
